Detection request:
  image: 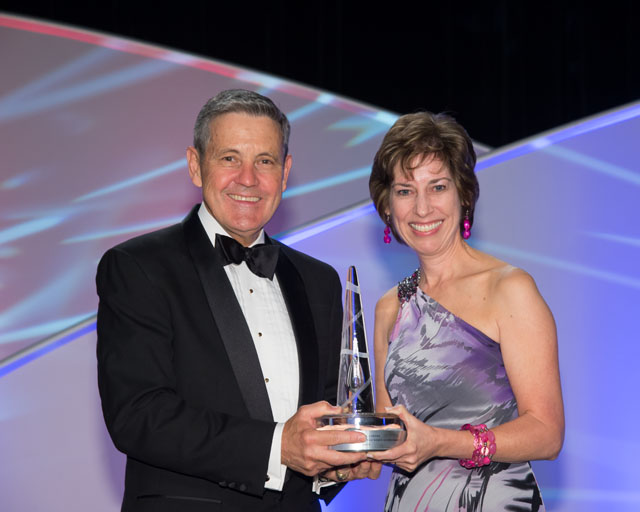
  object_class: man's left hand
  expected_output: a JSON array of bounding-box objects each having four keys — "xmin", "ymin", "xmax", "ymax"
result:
[{"xmin": 321, "ymin": 460, "xmax": 383, "ymax": 482}]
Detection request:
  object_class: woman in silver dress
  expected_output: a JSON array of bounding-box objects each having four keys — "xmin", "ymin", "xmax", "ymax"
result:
[{"xmin": 367, "ymin": 112, "xmax": 564, "ymax": 511}]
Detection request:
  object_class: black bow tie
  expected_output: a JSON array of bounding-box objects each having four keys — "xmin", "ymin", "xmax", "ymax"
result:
[{"xmin": 215, "ymin": 234, "xmax": 279, "ymax": 280}]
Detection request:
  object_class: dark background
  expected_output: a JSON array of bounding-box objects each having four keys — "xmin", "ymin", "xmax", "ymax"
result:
[{"xmin": 3, "ymin": 1, "xmax": 638, "ymax": 147}]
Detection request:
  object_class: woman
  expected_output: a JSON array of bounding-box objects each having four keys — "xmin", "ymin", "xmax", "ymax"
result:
[{"xmin": 367, "ymin": 112, "xmax": 564, "ymax": 511}]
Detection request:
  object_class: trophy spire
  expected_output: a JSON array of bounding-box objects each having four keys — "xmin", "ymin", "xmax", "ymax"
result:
[{"xmin": 337, "ymin": 266, "xmax": 374, "ymax": 414}]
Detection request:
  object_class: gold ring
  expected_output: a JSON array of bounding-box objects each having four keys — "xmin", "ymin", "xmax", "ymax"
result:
[{"xmin": 335, "ymin": 469, "xmax": 349, "ymax": 481}]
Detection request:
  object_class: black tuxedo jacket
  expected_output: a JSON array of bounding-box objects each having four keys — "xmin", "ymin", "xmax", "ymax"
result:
[{"xmin": 96, "ymin": 205, "xmax": 343, "ymax": 511}]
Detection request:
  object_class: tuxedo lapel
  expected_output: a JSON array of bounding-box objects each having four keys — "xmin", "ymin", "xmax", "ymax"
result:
[
  {"xmin": 271, "ymin": 241, "xmax": 320, "ymax": 407},
  {"xmin": 182, "ymin": 207, "xmax": 273, "ymax": 422}
]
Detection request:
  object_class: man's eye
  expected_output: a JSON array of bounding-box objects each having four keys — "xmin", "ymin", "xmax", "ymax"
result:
[{"xmin": 219, "ymin": 156, "xmax": 240, "ymax": 166}]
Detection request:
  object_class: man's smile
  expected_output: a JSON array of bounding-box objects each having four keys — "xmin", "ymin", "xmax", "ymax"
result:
[{"xmin": 228, "ymin": 193, "xmax": 260, "ymax": 203}]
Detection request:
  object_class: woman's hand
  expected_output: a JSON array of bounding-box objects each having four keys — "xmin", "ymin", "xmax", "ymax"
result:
[{"xmin": 367, "ymin": 405, "xmax": 440, "ymax": 473}]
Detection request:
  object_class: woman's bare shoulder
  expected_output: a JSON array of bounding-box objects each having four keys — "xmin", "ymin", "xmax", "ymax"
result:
[
  {"xmin": 489, "ymin": 263, "xmax": 553, "ymax": 329},
  {"xmin": 467, "ymin": 248, "xmax": 544, "ymax": 309},
  {"xmin": 470, "ymin": 249, "xmax": 537, "ymax": 294},
  {"xmin": 492, "ymin": 264, "xmax": 539, "ymax": 299}
]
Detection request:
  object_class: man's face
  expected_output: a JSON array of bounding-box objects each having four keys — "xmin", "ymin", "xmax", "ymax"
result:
[{"xmin": 187, "ymin": 112, "xmax": 291, "ymax": 246}]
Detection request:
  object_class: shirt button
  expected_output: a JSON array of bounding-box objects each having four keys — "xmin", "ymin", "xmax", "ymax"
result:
[
  {"xmin": 265, "ymin": 378, "xmax": 269, "ymax": 383},
  {"xmin": 258, "ymin": 332, "xmax": 263, "ymax": 337},
  {"xmin": 249, "ymin": 288, "xmax": 254, "ymax": 294}
]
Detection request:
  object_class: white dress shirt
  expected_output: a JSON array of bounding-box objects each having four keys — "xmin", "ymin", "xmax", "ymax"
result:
[{"xmin": 197, "ymin": 204, "xmax": 299, "ymax": 491}]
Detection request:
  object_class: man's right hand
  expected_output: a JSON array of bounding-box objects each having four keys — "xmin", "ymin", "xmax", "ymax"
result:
[{"xmin": 281, "ymin": 401, "xmax": 368, "ymax": 476}]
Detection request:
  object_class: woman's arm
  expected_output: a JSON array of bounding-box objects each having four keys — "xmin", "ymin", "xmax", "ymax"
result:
[
  {"xmin": 373, "ymin": 288, "xmax": 400, "ymax": 413},
  {"xmin": 488, "ymin": 268, "xmax": 565, "ymax": 460}
]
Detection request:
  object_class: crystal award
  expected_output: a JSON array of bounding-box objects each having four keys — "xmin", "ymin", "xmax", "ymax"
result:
[{"xmin": 316, "ymin": 266, "xmax": 406, "ymax": 451}]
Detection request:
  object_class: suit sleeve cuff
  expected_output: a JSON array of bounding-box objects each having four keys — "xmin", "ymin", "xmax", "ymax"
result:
[{"xmin": 265, "ymin": 422, "xmax": 286, "ymax": 491}]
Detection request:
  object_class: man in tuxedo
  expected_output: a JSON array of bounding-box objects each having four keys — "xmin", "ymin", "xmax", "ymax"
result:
[{"xmin": 96, "ymin": 89, "xmax": 376, "ymax": 511}]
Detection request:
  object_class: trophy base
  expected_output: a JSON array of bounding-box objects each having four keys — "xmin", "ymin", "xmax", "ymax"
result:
[{"xmin": 316, "ymin": 412, "xmax": 406, "ymax": 451}]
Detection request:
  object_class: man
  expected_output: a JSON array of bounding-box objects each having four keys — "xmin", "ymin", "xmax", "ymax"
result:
[{"xmin": 96, "ymin": 89, "xmax": 376, "ymax": 511}]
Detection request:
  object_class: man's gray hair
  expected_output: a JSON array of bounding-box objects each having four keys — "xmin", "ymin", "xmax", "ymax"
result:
[{"xmin": 193, "ymin": 89, "xmax": 291, "ymax": 159}]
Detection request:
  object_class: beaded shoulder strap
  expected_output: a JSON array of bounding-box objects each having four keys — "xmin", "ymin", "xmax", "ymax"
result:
[{"xmin": 397, "ymin": 268, "xmax": 421, "ymax": 304}]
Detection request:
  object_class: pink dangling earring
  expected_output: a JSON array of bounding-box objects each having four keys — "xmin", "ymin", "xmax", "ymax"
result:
[
  {"xmin": 462, "ymin": 210, "xmax": 471, "ymax": 240},
  {"xmin": 384, "ymin": 214, "xmax": 392, "ymax": 244}
]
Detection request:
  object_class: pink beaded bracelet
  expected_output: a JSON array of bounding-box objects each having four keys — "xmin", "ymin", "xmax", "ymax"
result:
[{"xmin": 459, "ymin": 423, "xmax": 496, "ymax": 469}]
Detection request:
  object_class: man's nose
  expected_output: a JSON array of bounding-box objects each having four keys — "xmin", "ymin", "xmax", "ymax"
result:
[{"xmin": 236, "ymin": 162, "xmax": 259, "ymax": 186}]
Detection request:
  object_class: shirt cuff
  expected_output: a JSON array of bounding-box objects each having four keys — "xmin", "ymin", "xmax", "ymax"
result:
[
  {"xmin": 312, "ymin": 474, "xmax": 337, "ymax": 494},
  {"xmin": 265, "ymin": 422, "xmax": 286, "ymax": 491}
]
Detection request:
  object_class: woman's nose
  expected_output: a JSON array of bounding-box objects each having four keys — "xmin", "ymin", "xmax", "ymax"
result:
[{"xmin": 415, "ymin": 192, "xmax": 432, "ymax": 216}]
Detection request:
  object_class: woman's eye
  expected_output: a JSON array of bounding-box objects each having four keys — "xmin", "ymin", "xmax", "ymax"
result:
[{"xmin": 433, "ymin": 184, "xmax": 446, "ymax": 192}]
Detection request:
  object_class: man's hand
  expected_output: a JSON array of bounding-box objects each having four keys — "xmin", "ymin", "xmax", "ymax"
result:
[
  {"xmin": 321, "ymin": 460, "xmax": 383, "ymax": 482},
  {"xmin": 281, "ymin": 401, "xmax": 368, "ymax": 476}
]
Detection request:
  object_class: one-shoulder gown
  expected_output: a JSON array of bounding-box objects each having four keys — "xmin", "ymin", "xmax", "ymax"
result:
[{"xmin": 384, "ymin": 271, "xmax": 544, "ymax": 512}]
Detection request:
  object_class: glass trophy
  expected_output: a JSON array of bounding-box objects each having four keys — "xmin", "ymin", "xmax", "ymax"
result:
[{"xmin": 316, "ymin": 266, "xmax": 406, "ymax": 451}]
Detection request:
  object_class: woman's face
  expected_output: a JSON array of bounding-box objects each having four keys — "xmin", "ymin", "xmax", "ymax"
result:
[{"xmin": 387, "ymin": 156, "xmax": 462, "ymax": 256}]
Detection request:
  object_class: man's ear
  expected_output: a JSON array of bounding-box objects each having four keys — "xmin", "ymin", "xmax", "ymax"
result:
[
  {"xmin": 186, "ymin": 146, "xmax": 202, "ymax": 188},
  {"xmin": 281, "ymin": 154, "xmax": 292, "ymax": 192}
]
